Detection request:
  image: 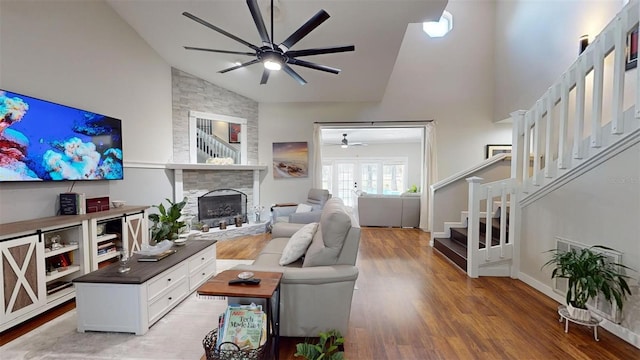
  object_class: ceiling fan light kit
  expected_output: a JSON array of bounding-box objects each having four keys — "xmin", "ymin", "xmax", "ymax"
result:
[{"xmin": 183, "ymin": 0, "xmax": 355, "ymax": 85}]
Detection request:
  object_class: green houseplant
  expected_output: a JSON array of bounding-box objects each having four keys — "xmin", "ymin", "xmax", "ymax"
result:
[
  {"xmin": 543, "ymin": 245, "xmax": 633, "ymax": 321},
  {"xmin": 295, "ymin": 329, "xmax": 345, "ymax": 360},
  {"xmin": 148, "ymin": 197, "xmax": 187, "ymax": 243}
]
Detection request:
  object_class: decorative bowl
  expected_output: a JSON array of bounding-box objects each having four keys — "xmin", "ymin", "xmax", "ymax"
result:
[{"xmin": 112, "ymin": 200, "xmax": 126, "ymax": 208}]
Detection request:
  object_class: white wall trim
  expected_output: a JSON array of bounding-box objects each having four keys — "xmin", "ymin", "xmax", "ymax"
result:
[
  {"xmin": 123, "ymin": 161, "xmax": 168, "ymax": 169},
  {"xmin": 520, "ymin": 127, "xmax": 640, "ymax": 207},
  {"xmin": 518, "ymin": 272, "xmax": 640, "ymax": 349}
]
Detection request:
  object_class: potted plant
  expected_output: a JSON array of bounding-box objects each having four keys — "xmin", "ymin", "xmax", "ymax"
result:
[
  {"xmin": 543, "ymin": 245, "xmax": 633, "ymax": 321},
  {"xmin": 148, "ymin": 197, "xmax": 187, "ymax": 243},
  {"xmin": 295, "ymin": 329, "xmax": 345, "ymax": 360}
]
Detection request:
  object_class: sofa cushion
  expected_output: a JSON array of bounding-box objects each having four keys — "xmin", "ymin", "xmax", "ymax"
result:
[
  {"xmin": 303, "ymin": 199, "xmax": 351, "ymax": 267},
  {"xmin": 279, "ymin": 222, "xmax": 318, "ymax": 265}
]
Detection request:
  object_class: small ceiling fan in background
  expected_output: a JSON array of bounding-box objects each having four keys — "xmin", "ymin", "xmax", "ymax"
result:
[
  {"xmin": 339, "ymin": 133, "xmax": 367, "ymax": 148},
  {"xmin": 182, "ymin": 0, "xmax": 355, "ymax": 85}
]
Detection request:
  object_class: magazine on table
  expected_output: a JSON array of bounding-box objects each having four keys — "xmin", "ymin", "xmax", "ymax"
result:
[{"xmin": 216, "ymin": 303, "xmax": 266, "ymax": 350}]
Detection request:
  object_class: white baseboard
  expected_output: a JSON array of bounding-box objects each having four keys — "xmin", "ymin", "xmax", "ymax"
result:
[{"xmin": 518, "ymin": 272, "xmax": 640, "ymax": 349}]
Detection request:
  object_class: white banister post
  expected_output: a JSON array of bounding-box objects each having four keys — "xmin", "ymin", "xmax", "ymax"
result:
[
  {"xmin": 558, "ymin": 73, "xmax": 569, "ymax": 169},
  {"xmin": 544, "ymin": 86, "xmax": 554, "ymax": 179},
  {"xmin": 532, "ymin": 100, "xmax": 541, "ymax": 185},
  {"xmin": 509, "ymin": 186, "xmax": 519, "ymax": 279},
  {"xmin": 573, "ymin": 57, "xmax": 585, "ymax": 160},
  {"xmin": 499, "ymin": 182, "xmax": 507, "ymax": 259},
  {"xmin": 591, "ymin": 35, "xmax": 604, "ymax": 148},
  {"xmin": 522, "ymin": 111, "xmax": 531, "ymax": 191},
  {"xmin": 510, "ymin": 110, "xmax": 526, "ymax": 182},
  {"xmin": 612, "ymin": 13, "xmax": 627, "ymax": 135},
  {"xmin": 485, "ymin": 185, "xmax": 493, "ymax": 261},
  {"xmin": 466, "ymin": 176, "xmax": 483, "ymax": 278}
]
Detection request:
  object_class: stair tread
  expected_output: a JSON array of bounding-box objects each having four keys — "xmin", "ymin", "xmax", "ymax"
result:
[
  {"xmin": 434, "ymin": 238, "xmax": 467, "ymax": 257},
  {"xmin": 433, "ymin": 238, "xmax": 467, "ymax": 271}
]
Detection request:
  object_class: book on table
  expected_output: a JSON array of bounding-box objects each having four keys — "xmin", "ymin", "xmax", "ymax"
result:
[{"xmin": 137, "ymin": 249, "xmax": 177, "ymax": 262}]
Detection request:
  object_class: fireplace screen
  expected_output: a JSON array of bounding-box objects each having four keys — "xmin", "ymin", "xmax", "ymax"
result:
[{"xmin": 198, "ymin": 189, "xmax": 247, "ymax": 227}]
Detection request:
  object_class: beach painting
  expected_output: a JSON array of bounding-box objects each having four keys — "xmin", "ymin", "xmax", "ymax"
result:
[{"xmin": 272, "ymin": 142, "xmax": 308, "ymax": 178}]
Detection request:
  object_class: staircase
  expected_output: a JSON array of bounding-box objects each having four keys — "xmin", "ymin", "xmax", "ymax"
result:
[
  {"xmin": 433, "ymin": 200, "xmax": 510, "ymax": 273},
  {"xmin": 431, "ymin": 0, "xmax": 640, "ymax": 280}
]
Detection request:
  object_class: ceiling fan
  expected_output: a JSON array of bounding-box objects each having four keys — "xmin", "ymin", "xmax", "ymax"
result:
[
  {"xmin": 339, "ymin": 133, "xmax": 367, "ymax": 148},
  {"xmin": 182, "ymin": 0, "xmax": 355, "ymax": 85}
]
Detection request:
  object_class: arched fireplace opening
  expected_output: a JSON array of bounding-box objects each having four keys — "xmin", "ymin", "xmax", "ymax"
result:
[{"xmin": 197, "ymin": 189, "xmax": 247, "ymax": 227}]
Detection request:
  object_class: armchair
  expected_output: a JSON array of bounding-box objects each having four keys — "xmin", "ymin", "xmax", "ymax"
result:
[{"xmin": 271, "ymin": 188, "xmax": 331, "ymax": 224}]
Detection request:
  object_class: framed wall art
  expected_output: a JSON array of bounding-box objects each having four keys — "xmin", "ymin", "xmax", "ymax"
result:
[
  {"xmin": 272, "ymin": 142, "xmax": 308, "ymax": 178},
  {"xmin": 485, "ymin": 144, "xmax": 512, "ymax": 159},
  {"xmin": 626, "ymin": 25, "xmax": 638, "ymax": 71},
  {"xmin": 229, "ymin": 123, "xmax": 241, "ymax": 143}
]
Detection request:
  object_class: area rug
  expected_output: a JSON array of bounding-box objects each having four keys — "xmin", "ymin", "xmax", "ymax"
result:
[{"xmin": 0, "ymin": 259, "xmax": 253, "ymax": 360}]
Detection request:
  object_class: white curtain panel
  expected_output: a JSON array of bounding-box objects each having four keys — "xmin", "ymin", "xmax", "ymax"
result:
[
  {"xmin": 419, "ymin": 122, "xmax": 438, "ymax": 231},
  {"xmin": 312, "ymin": 123, "xmax": 323, "ymax": 188}
]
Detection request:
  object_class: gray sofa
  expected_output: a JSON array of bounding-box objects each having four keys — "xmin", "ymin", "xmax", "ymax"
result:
[
  {"xmin": 271, "ymin": 188, "xmax": 331, "ymax": 224},
  {"xmin": 233, "ymin": 198, "xmax": 360, "ymax": 337},
  {"xmin": 357, "ymin": 192, "xmax": 421, "ymax": 227}
]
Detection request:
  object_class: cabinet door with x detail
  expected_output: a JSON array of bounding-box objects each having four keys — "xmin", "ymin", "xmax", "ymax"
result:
[{"xmin": 0, "ymin": 233, "xmax": 46, "ymax": 324}]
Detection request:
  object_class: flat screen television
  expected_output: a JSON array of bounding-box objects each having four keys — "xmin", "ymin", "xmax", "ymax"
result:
[{"xmin": 0, "ymin": 90, "xmax": 123, "ymax": 182}]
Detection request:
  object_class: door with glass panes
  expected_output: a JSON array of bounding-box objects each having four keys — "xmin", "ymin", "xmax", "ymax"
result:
[{"xmin": 322, "ymin": 158, "xmax": 407, "ymax": 207}]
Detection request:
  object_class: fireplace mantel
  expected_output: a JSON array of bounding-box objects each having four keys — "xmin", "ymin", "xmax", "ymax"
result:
[
  {"xmin": 166, "ymin": 163, "xmax": 267, "ymax": 171},
  {"xmin": 167, "ymin": 163, "xmax": 267, "ymax": 207}
]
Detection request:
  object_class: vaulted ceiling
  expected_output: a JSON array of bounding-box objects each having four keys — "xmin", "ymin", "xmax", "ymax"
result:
[{"xmin": 107, "ymin": 0, "xmax": 448, "ymax": 103}]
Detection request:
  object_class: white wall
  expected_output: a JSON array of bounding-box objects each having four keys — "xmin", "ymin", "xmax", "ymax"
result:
[
  {"xmin": 0, "ymin": 0, "xmax": 173, "ymax": 223},
  {"xmin": 520, "ymin": 143, "xmax": 640, "ymax": 336}
]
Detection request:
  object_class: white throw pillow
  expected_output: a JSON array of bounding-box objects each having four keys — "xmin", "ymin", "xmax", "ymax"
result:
[
  {"xmin": 295, "ymin": 203, "xmax": 313, "ymax": 213},
  {"xmin": 279, "ymin": 222, "xmax": 318, "ymax": 265}
]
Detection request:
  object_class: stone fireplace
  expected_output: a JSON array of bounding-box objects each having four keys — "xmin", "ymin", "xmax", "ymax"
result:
[{"xmin": 197, "ymin": 189, "xmax": 247, "ymax": 227}]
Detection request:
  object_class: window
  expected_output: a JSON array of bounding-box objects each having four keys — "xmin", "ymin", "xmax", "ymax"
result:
[{"xmin": 322, "ymin": 157, "xmax": 408, "ymax": 207}]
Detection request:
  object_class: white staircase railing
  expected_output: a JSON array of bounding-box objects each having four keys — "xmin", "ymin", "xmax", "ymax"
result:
[
  {"xmin": 510, "ymin": 0, "xmax": 640, "ymax": 196},
  {"xmin": 467, "ymin": 0, "xmax": 640, "ymax": 278},
  {"xmin": 466, "ymin": 177, "xmax": 516, "ymax": 278},
  {"xmin": 196, "ymin": 128, "xmax": 240, "ymax": 163},
  {"xmin": 195, "ymin": 117, "xmax": 240, "ymax": 163}
]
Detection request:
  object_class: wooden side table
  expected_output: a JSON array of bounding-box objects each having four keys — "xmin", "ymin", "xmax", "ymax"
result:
[
  {"xmin": 558, "ymin": 305, "xmax": 602, "ymax": 341},
  {"xmin": 198, "ymin": 270, "xmax": 283, "ymax": 360}
]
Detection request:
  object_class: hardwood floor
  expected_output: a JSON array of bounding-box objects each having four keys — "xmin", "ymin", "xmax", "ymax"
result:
[
  {"xmin": 218, "ymin": 228, "xmax": 639, "ymax": 359},
  {"xmin": 3, "ymin": 229, "xmax": 639, "ymax": 359}
]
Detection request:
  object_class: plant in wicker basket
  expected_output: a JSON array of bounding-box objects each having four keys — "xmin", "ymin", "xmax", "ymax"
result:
[{"xmin": 295, "ymin": 329, "xmax": 345, "ymax": 360}]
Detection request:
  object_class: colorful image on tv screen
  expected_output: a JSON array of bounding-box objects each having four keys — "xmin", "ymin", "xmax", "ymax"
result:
[{"xmin": 0, "ymin": 90, "xmax": 123, "ymax": 181}]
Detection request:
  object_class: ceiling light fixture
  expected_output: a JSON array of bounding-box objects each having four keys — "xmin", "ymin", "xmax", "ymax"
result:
[
  {"xmin": 423, "ymin": 10, "xmax": 453, "ymax": 38},
  {"xmin": 264, "ymin": 60, "xmax": 282, "ymax": 71}
]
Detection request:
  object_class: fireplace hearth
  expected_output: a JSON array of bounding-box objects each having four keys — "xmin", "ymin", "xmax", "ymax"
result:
[{"xmin": 198, "ymin": 189, "xmax": 247, "ymax": 227}]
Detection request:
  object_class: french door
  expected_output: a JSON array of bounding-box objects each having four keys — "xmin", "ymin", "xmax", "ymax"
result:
[{"xmin": 323, "ymin": 158, "xmax": 407, "ymax": 207}]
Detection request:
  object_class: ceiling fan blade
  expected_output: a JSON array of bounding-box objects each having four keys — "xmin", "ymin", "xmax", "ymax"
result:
[
  {"xmin": 246, "ymin": 0, "xmax": 271, "ymax": 47},
  {"xmin": 286, "ymin": 45, "xmax": 355, "ymax": 58},
  {"xmin": 279, "ymin": 10, "xmax": 330, "ymax": 52},
  {"xmin": 260, "ymin": 69, "xmax": 270, "ymax": 85},
  {"xmin": 282, "ymin": 64, "xmax": 307, "ymax": 85},
  {"xmin": 182, "ymin": 12, "xmax": 259, "ymax": 51},
  {"xmin": 288, "ymin": 58, "xmax": 340, "ymax": 74},
  {"xmin": 184, "ymin": 46, "xmax": 255, "ymax": 56},
  {"xmin": 218, "ymin": 59, "xmax": 260, "ymax": 73}
]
